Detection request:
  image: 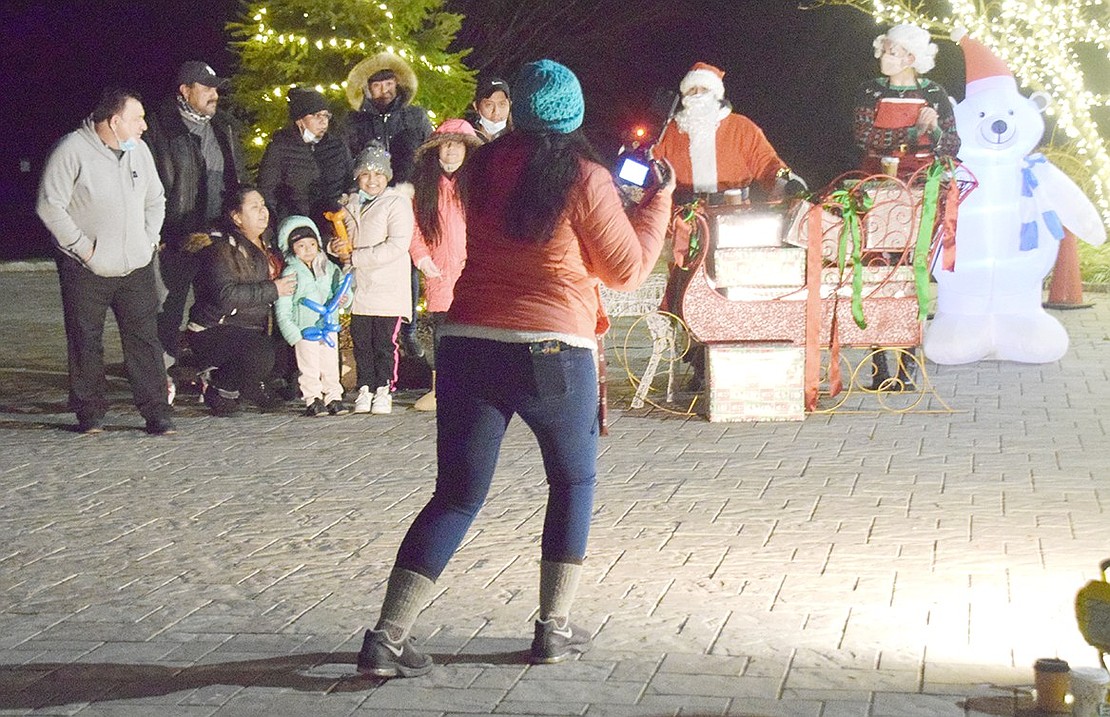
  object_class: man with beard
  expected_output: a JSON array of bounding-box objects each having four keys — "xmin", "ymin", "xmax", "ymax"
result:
[
  {"xmin": 653, "ymin": 62, "xmax": 796, "ymax": 207},
  {"xmin": 652, "ymin": 62, "xmax": 802, "ymax": 391},
  {"xmin": 343, "ymin": 52, "xmax": 434, "ymax": 184},
  {"xmin": 146, "ymin": 61, "xmax": 246, "ymax": 367},
  {"xmin": 343, "ymin": 52, "xmax": 434, "ymax": 359}
]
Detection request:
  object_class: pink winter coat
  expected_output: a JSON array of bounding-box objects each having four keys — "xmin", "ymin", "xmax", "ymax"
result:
[
  {"xmin": 408, "ymin": 174, "xmax": 466, "ymax": 313},
  {"xmin": 342, "ymin": 186, "xmax": 414, "ymax": 321}
]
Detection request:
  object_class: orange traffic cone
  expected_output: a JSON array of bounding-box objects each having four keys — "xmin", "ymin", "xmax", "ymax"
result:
[{"xmin": 1044, "ymin": 230, "xmax": 1093, "ymax": 310}]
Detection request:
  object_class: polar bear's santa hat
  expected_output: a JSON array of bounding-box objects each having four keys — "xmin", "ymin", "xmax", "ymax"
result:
[{"xmin": 951, "ymin": 27, "xmax": 1017, "ymax": 96}]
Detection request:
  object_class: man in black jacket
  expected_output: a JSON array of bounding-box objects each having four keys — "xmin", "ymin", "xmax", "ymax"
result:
[
  {"xmin": 343, "ymin": 52, "xmax": 433, "ymax": 183},
  {"xmin": 146, "ymin": 61, "xmax": 246, "ymax": 364},
  {"xmin": 257, "ymin": 87, "xmax": 353, "ymax": 231}
]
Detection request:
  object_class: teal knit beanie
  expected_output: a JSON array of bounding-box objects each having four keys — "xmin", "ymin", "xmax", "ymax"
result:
[{"xmin": 510, "ymin": 60, "xmax": 584, "ymax": 135}]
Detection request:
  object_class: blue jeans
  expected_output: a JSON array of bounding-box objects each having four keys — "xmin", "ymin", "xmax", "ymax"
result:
[{"xmin": 396, "ymin": 336, "xmax": 599, "ymax": 579}]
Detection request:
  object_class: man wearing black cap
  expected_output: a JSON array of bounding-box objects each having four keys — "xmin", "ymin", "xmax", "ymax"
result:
[
  {"xmin": 257, "ymin": 87, "xmax": 352, "ymax": 229},
  {"xmin": 468, "ymin": 75, "xmax": 513, "ymax": 143},
  {"xmin": 146, "ymin": 61, "xmax": 246, "ymax": 366}
]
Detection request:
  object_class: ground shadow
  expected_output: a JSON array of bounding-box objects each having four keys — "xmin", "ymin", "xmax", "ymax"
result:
[
  {"xmin": 959, "ymin": 691, "xmax": 1035, "ymax": 716},
  {"xmin": 0, "ymin": 649, "xmax": 530, "ymax": 709}
]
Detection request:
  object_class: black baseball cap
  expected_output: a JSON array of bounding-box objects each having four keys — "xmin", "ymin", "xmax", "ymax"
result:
[
  {"xmin": 176, "ymin": 61, "xmax": 228, "ymax": 89},
  {"xmin": 474, "ymin": 75, "xmax": 511, "ymax": 102}
]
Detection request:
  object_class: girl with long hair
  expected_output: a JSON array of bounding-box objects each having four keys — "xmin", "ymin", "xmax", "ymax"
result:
[{"xmin": 407, "ymin": 118, "xmax": 482, "ymax": 411}]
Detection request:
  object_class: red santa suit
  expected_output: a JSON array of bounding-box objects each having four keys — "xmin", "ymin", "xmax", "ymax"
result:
[
  {"xmin": 652, "ymin": 63, "xmax": 787, "ymax": 267},
  {"xmin": 654, "ymin": 112, "xmax": 786, "ymax": 198}
]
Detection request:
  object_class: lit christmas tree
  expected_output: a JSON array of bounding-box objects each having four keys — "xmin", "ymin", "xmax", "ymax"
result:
[
  {"xmin": 227, "ymin": 0, "xmax": 474, "ymax": 164},
  {"xmin": 804, "ymin": 0, "xmax": 1110, "ymax": 229}
]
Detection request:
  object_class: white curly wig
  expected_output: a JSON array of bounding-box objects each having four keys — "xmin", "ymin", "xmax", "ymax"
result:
[{"xmin": 873, "ymin": 23, "xmax": 938, "ymax": 74}]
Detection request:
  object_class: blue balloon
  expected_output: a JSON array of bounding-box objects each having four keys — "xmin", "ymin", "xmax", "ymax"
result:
[
  {"xmin": 297, "ymin": 270, "xmax": 353, "ymax": 346},
  {"xmin": 301, "ymin": 297, "xmax": 328, "ymax": 314}
]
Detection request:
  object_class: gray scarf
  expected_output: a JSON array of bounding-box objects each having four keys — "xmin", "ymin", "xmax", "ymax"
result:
[{"xmin": 177, "ymin": 95, "xmax": 213, "ymax": 125}]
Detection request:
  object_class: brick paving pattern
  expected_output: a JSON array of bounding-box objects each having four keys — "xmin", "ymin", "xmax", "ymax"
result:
[{"xmin": 1, "ymin": 263, "xmax": 1107, "ymax": 716}]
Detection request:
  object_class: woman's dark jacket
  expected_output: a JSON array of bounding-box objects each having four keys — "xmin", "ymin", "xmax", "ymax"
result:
[{"xmin": 188, "ymin": 230, "xmax": 279, "ymax": 331}]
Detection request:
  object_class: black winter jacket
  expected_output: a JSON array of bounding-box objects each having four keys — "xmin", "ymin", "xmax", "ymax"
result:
[
  {"xmin": 257, "ymin": 124, "xmax": 352, "ymax": 227},
  {"xmin": 188, "ymin": 230, "xmax": 279, "ymax": 331},
  {"xmin": 145, "ymin": 98, "xmax": 246, "ymax": 246},
  {"xmin": 344, "ymin": 93, "xmax": 433, "ymax": 183}
]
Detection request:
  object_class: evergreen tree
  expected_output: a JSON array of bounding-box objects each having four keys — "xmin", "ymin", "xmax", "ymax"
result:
[{"xmin": 228, "ymin": 0, "xmax": 474, "ymax": 165}]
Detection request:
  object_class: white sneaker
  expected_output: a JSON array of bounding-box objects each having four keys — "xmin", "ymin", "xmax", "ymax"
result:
[
  {"xmin": 353, "ymin": 385, "xmax": 373, "ymax": 413},
  {"xmin": 370, "ymin": 386, "xmax": 392, "ymax": 414}
]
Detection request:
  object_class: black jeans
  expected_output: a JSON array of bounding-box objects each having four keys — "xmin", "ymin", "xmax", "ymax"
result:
[
  {"xmin": 349, "ymin": 314, "xmax": 401, "ymax": 390},
  {"xmin": 56, "ymin": 255, "xmax": 170, "ymax": 422},
  {"xmin": 156, "ymin": 245, "xmax": 200, "ymax": 360},
  {"xmin": 188, "ymin": 325, "xmax": 275, "ymax": 394}
]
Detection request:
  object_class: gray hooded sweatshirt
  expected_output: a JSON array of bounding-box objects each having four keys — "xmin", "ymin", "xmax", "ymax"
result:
[{"xmin": 36, "ymin": 118, "xmax": 166, "ymax": 277}]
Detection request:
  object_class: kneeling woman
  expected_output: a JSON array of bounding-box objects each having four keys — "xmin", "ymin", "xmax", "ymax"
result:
[{"xmin": 187, "ymin": 187, "xmax": 297, "ymax": 415}]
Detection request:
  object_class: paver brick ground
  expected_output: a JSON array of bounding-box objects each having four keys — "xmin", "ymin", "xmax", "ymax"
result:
[{"xmin": 1, "ymin": 264, "xmax": 1108, "ymax": 716}]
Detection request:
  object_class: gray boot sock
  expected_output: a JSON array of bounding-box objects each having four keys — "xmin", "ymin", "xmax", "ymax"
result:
[
  {"xmin": 539, "ymin": 560, "xmax": 583, "ymax": 621},
  {"xmin": 374, "ymin": 567, "xmax": 437, "ymax": 642}
]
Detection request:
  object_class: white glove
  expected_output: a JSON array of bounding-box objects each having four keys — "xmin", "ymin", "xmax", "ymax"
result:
[{"xmin": 416, "ymin": 256, "xmax": 442, "ymax": 278}]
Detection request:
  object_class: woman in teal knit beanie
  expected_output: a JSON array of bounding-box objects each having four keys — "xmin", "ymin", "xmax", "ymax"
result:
[{"xmin": 354, "ymin": 59, "xmax": 675, "ymax": 678}]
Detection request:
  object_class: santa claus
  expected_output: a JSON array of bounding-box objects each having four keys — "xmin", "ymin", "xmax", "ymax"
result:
[{"xmin": 652, "ymin": 62, "xmax": 797, "ymax": 204}]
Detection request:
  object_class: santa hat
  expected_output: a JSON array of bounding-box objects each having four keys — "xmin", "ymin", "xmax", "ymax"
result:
[
  {"xmin": 679, "ymin": 62, "xmax": 726, "ymax": 99},
  {"xmin": 951, "ymin": 27, "xmax": 1016, "ymax": 96}
]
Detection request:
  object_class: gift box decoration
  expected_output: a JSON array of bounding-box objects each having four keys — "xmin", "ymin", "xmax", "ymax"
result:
[
  {"xmin": 713, "ymin": 247, "xmax": 807, "ymax": 287},
  {"xmin": 707, "ymin": 343, "xmax": 805, "ymax": 422},
  {"xmin": 782, "ymin": 199, "xmax": 842, "ymax": 262},
  {"xmin": 713, "ymin": 210, "xmax": 785, "ymax": 249}
]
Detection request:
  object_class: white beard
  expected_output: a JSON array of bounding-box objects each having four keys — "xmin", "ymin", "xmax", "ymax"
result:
[{"xmin": 675, "ymin": 95, "xmax": 725, "ymax": 193}]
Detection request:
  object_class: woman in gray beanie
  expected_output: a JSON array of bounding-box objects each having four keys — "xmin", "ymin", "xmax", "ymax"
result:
[{"xmin": 355, "ymin": 59, "xmax": 675, "ymax": 678}]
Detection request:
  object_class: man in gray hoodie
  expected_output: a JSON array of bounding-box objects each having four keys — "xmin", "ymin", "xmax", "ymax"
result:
[{"xmin": 36, "ymin": 87, "xmax": 175, "ymax": 435}]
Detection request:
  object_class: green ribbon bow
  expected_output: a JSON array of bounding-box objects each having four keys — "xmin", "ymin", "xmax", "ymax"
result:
[
  {"xmin": 913, "ymin": 161, "xmax": 947, "ymax": 320},
  {"xmin": 826, "ymin": 188, "xmax": 874, "ymax": 329}
]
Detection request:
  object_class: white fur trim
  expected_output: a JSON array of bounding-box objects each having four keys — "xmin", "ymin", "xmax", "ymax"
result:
[{"xmin": 680, "ymin": 69, "xmax": 725, "ymax": 99}]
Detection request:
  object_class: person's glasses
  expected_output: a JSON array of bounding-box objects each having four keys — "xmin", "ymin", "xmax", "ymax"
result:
[{"xmin": 310, "ymin": 110, "xmax": 332, "ymax": 121}]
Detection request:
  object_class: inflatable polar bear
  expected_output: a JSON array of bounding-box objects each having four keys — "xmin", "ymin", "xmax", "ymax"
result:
[{"xmin": 923, "ymin": 30, "xmax": 1106, "ymax": 365}]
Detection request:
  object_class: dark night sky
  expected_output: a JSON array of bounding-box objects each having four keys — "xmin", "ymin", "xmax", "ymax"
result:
[{"xmin": 0, "ymin": 0, "xmax": 969, "ymax": 259}]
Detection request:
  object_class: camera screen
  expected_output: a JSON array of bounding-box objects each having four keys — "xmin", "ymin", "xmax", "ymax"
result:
[{"xmin": 617, "ymin": 157, "xmax": 651, "ymax": 187}]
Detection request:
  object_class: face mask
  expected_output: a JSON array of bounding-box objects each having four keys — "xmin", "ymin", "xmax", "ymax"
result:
[
  {"xmin": 478, "ymin": 116, "xmax": 507, "ymax": 135},
  {"xmin": 302, "ymin": 127, "xmax": 321, "ymax": 144},
  {"xmin": 439, "ymin": 159, "xmax": 463, "ymax": 174},
  {"xmin": 112, "ymin": 125, "xmax": 137, "ymax": 152},
  {"xmin": 358, "ymin": 189, "xmax": 376, "ymax": 203}
]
